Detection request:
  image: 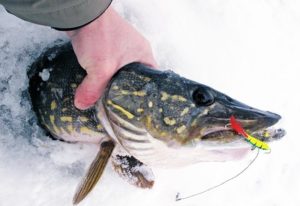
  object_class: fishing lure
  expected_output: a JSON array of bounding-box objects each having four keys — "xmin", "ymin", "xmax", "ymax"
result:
[{"xmin": 230, "ymin": 116, "xmax": 270, "ymax": 151}]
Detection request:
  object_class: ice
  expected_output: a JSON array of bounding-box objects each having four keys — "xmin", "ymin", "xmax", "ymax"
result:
[{"xmin": 0, "ymin": 1, "xmax": 300, "ymax": 206}]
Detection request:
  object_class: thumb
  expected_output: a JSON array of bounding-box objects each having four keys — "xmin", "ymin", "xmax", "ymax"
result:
[{"xmin": 74, "ymin": 71, "xmax": 110, "ymax": 110}]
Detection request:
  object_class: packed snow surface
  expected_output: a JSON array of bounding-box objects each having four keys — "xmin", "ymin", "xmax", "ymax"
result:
[{"xmin": 0, "ymin": 1, "xmax": 299, "ymax": 206}]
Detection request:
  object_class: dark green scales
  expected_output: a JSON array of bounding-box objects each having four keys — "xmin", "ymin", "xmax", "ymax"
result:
[
  {"xmin": 28, "ymin": 43, "xmax": 284, "ymax": 204},
  {"xmin": 29, "ymin": 43, "xmax": 200, "ymax": 144},
  {"xmin": 29, "ymin": 44, "xmax": 105, "ymax": 142}
]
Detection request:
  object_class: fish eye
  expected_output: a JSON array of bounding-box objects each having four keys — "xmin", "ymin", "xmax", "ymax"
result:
[{"xmin": 192, "ymin": 88, "xmax": 214, "ymax": 106}]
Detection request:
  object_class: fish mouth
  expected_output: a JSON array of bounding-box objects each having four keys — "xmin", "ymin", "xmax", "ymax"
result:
[
  {"xmin": 200, "ymin": 119, "xmax": 284, "ymax": 142},
  {"xmin": 192, "ymin": 90, "xmax": 285, "ymax": 146}
]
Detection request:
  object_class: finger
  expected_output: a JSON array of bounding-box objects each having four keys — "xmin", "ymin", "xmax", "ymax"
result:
[
  {"xmin": 74, "ymin": 73, "xmax": 110, "ymax": 110},
  {"xmin": 75, "ymin": 55, "xmax": 158, "ymax": 110}
]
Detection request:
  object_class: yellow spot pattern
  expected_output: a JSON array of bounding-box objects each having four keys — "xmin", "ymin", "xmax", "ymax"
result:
[
  {"xmin": 171, "ymin": 95, "xmax": 187, "ymax": 102},
  {"xmin": 120, "ymin": 90, "xmax": 146, "ymax": 96},
  {"xmin": 120, "ymin": 90, "xmax": 130, "ymax": 95},
  {"xmin": 136, "ymin": 74, "xmax": 151, "ymax": 82},
  {"xmin": 180, "ymin": 107, "xmax": 190, "ymax": 116},
  {"xmin": 176, "ymin": 125, "xmax": 186, "ymax": 134},
  {"xmin": 132, "ymin": 91, "xmax": 147, "ymax": 96},
  {"xmin": 50, "ymin": 115, "xmax": 60, "ymax": 134},
  {"xmin": 80, "ymin": 127, "xmax": 100, "ymax": 137},
  {"xmin": 51, "ymin": 101, "xmax": 57, "ymax": 110},
  {"xmin": 160, "ymin": 92, "xmax": 187, "ymax": 102},
  {"xmin": 60, "ymin": 116, "xmax": 73, "ymax": 122},
  {"xmin": 142, "ymin": 76, "xmax": 151, "ymax": 82},
  {"xmin": 79, "ymin": 116, "xmax": 89, "ymax": 122},
  {"xmin": 161, "ymin": 92, "xmax": 169, "ymax": 101},
  {"xmin": 160, "ymin": 131, "xmax": 167, "ymax": 137},
  {"xmin": 70, "ymin": 83, "xmax": 77, "ymax": 88},
  {"xmin": 66, "ymin": 125, "xmax": 74, "ymax": 133},
  {"xmin": 137, "ymin": 108, "xmax": 144, "ymax": 113},
  {"xmin": 97, "ymin": 124, "xmax": 103, "ymax": 130},
  {"xmin": 145, "ymin": 116, "xmax": 152, "ymax": 129},
  {"xmin": 107, "ymin": 100, "xmax": 135, "ymax": 119},
  {"xmin": 163, "ymin": 117, "xmax": 177, "ymax": 126}
]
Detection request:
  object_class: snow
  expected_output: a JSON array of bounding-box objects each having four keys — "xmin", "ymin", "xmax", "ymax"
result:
[
  {"xmin": 0, "ymin": 0, "xmax": 299, "ymax": 206},
  {"xmin": 39, "ymin": 69, "xmax": 51, "ymax": 81}
]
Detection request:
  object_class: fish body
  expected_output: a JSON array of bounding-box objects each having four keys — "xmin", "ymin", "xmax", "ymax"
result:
[{"xmin": 28, "ymin": 43, "xmax": 284, "ymax": 203}]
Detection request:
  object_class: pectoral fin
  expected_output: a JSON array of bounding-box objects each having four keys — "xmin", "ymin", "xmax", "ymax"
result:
[
  {"xmin": 73, "ymin": 141, "xmax": 115, "ymax": 205},
  {"xmin": 112, "ymin": 154, "xmax": 155, "ymax": 189}
]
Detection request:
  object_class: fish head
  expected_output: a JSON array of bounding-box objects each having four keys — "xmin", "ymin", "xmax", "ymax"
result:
[
  {"xmin": 101, "ymin": 63, "xmax": 284, "ymax": 165},
  {"xmin": 183, "ymin": 85, "xmax": 283, "ymax": 146}
]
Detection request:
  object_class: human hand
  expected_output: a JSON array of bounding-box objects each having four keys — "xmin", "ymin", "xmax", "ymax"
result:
[{"xmin": 66, "ymin": 7, "xmax": 157, "ymax": 110}]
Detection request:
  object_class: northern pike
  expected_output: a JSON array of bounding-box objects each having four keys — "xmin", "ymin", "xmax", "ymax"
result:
[{"xmin": 28, "ymin": 43, "xmax": 285, "ymax": 204}]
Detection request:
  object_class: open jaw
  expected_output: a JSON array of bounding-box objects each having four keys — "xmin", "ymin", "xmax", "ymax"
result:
[
  {"xmin": 189, "ymin": 90, "xmax": 285, "ymax": 149},
  {"xmin": 177, "ymin": 118, "xmax": 285, "ymax": 162},
  {"xmin": 194, "ymin": 117, "xmax": 286, "ymax": 149}
]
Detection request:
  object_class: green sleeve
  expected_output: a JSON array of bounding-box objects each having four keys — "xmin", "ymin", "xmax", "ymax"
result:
[{"xmin": 0, "ymin": 0, "xmax": 112, "ymax": 29}]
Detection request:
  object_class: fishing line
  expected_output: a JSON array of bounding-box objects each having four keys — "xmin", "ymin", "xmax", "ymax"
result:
[{"xmin": 176, "ymin": 149, "xmax": 260, "ymax": 201}]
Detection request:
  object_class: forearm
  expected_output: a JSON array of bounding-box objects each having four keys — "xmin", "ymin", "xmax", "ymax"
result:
[
  {"xmin": 0, "ymin": 0, "xmax": 112, "ymax": 29},
  {"xmin": 0, "ymin": 0, "xmax": 157, "ymax": 110}
]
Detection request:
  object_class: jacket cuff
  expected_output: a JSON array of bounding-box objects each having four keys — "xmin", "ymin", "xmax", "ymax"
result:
[
  {"xmin": 7, "ymin": 0, "xmax": 112, "ymax": 29},
  {"xmin": 53, "ymin": 13, "xmax": 103, "ymax": 31}
]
